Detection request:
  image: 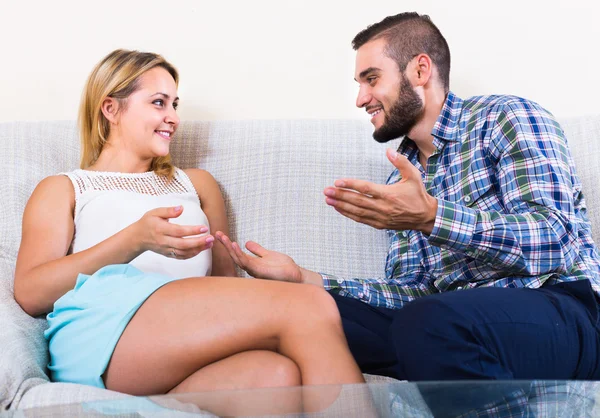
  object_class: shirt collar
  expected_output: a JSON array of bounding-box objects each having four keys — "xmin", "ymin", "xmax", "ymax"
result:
[
  {"xmin": 397, "ymin": 91, "xmax": 464, "ymax": 158},
  {"xmin": 430, "ymin": 91, "xmax": 464, "ymax": 142}
]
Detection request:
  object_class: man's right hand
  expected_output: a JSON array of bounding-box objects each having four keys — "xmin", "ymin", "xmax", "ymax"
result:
[{"xmin": 215, "ymin": 231, "xmax": 323, "ymax": 286}]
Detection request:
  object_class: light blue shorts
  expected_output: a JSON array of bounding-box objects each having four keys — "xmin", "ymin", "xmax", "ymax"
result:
[{"xmin": 44, "ymin": 264, "xmax": 179, "ymax": 388}]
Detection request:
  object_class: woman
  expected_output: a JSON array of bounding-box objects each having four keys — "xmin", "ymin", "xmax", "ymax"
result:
[{"xmin": 13, "ymin": 49, "xmax": 364, "ymax": 397}]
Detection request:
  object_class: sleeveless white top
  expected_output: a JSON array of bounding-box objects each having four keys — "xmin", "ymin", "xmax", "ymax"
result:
[{"xmin": 62, "ymin": 168, "xmax": 212, "ymax": 278}]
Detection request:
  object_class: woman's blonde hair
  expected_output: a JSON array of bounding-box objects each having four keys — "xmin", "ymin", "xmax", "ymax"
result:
[{"xmin": 78, "ymin": 49, "xmax": 179, "ymax": 177}]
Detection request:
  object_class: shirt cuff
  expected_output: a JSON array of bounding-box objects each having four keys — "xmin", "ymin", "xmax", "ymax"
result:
[
  {"xmin": 427, "ymin": 199, "xmax": 477, "ymax": 251},
  {"xmin": 320, "ymin": 273, "xmax": 343, "ymax": 290}
]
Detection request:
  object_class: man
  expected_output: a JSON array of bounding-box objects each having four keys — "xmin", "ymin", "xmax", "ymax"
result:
[{"xmin": 216, "ymin": 12, "xmax": 600, "ymax": 381}]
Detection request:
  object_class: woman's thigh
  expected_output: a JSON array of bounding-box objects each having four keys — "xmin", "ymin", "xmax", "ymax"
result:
[{"xmin": 103, "ymin": 276, "xmax": 331, "ymax": 394}]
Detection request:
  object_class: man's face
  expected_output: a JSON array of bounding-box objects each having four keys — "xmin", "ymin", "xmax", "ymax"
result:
[{"xmin": 355, "ymin": 38, "xmax": 424, "ymax": 142}]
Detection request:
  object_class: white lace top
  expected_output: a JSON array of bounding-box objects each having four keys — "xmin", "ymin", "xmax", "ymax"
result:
[{"xmin": 62, "ymin": 168, "xmax": 212, "ymax": 278}]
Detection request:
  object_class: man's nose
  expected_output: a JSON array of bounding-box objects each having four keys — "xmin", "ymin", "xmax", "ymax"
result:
[{"xmin": 356, "ymin": 87, "xmax": 372, "ymax": 108}]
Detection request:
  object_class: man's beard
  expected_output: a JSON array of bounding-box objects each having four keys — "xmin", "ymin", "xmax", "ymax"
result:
[{"xmin": 373, "ymin": 77, "xmax": 424, "ymax": 143}]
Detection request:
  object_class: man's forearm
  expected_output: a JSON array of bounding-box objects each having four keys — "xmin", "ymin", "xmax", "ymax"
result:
[{"xmin": 300, "ymin": 267, "xmax": 325, "ymax": 287}]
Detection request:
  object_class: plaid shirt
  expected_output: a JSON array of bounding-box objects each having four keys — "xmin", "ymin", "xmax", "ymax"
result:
[{"xmin": 323, "ymin": 92, "xmax": 600, "ymax": 309}]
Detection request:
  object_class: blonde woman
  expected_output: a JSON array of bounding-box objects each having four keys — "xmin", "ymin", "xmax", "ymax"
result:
[{"xmin": 13, "ymin": 49, "xmax": 364, "ymax": 397}]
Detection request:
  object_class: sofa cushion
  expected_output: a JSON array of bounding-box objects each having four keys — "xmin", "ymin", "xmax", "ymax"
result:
[{"xmin": 0, "ymin": 259, "xmax": 50, "ymax": 409}]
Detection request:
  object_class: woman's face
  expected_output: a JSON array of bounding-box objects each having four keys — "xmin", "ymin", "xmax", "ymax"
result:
[{"xmin": 112, "ymin": 66, "xmax": 180, "ymax": 159}]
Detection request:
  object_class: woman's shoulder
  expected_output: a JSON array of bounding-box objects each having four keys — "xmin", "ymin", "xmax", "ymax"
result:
[
  {"xmin": 181, "ymin": 168, "xmax": 216, "ymax": 184},
  {"xmin": 180, "ymin": 168, "xmax": 221, "ymax": 200},
  {"xmin": 35, "ymin": 174, "xmax": 74, "ymax": 193},
  {"xmin": 29, "ymin": 174, "xmax": 75, "ymax": 208}
]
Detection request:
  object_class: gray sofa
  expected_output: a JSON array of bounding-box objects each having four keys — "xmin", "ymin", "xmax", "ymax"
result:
[{"xmin": 1, "ymin": 116, "xmax": 599, "ymax": 411}]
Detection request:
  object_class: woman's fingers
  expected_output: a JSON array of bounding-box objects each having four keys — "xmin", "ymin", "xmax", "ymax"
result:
[
  {"xmin": 163, "ymin": 223, "xmax": 209, "ymax": 238},
  {"xmin": 164, "ymin": 235, "xmax": 215, "ymax": 259}
]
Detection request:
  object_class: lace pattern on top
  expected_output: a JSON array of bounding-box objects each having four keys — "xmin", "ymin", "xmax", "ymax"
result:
[{"xmin": 63, "ymin": 168, "xmax": 197, "ymax": 197}]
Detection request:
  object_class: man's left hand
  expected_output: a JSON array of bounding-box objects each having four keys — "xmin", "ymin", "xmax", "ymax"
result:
[{"xmin": 324, "ymin": 149, "xmax": 438, "ymax": 234}]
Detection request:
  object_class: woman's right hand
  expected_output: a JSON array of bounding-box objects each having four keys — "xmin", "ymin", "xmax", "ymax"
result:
[{"xmin": 135, "ymin": 205, "xmax": 214, "ymax": 259}]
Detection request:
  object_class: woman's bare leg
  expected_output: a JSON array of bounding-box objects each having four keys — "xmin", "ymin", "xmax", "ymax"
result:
[
  {"xmin": 165, "ymin": 350, "xmax": 303, "ymax": 416},
  {"xmin": 104, "ymin": 276, "xmax": 364, "ymax": 395},
  {"xmin": 169, "ymin": 350, "xmax": 301, "ymax": 393}
]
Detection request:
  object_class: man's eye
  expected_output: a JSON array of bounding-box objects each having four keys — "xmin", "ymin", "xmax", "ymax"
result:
[
  {"xmin": 367, "ymin": 77, "xmax": 377, "ymax": 85},
  {"xmin": 153, "ymin": 99, "xmax": 164, "ymax": 107}
]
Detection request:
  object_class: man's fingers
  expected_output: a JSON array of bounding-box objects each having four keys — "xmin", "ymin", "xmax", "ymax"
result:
[
  {"xmin": 232, "ymin": 242, "xmax": 244, "ymax": 257},
  {"xmin": 215, "ymin": 232, "xmax": 245, "ymax": 266},
  {"xmin": 334, "ymin": 207, "xmax": 385, "ymax": 230},
  {"xmin": 331, "ymin": 178, "xmax": 383, "ymax": 198},
  {"xmin": 324, "ymin": 187, "xmax": 381, "ymax": 211},
  {"xmin": 245, "ymin": 241, "xmax": 269, "ymax": 257},
  {"xmin": 386, "ymin": 150, "xmax": 420, "ymax": 182},
  {"xmin": 231, "ymin": 242, "xmax": 252, "ymax": 267},
  {"xmin": 325, "ymin": 196, "xmax": 381, "ymax": 220}
]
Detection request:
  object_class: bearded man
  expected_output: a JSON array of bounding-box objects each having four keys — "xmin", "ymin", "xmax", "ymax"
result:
[{"xmin": 217, "ymin": 12, "xmax": 600, "ymax": 381}]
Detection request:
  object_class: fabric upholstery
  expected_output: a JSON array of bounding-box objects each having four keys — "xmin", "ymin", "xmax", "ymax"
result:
[{"xmin": 0, "ymin": 116, "xmax": 598, "ymax": 409}]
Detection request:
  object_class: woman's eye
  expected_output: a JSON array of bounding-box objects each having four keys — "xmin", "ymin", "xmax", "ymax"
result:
[
  {"xmin": 153, "ymin": 99, "xmax": 164, "ymax": 107},
  {"xmin": 173, "ymin": 102, "xmax": 179, "ymax": 110}
]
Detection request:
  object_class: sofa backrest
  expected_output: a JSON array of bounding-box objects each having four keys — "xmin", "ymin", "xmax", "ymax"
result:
[
  {"xmin": 0, "ymin": 116, "xmax": 599, "ymax": 408},
  {"xmin": 2, "ymin": 116, "xmax": 600, "ymax": 286},
  {"xmin": 0, "ymin": 119, "xmax": 396, "ymax": 408},
  {"xmin": 560, "ymin": 115, "xmax": 600, "ymax": 236},
  {"xmin": 0, "ymin": 120, "xmax": 397, "ymax": 281}
]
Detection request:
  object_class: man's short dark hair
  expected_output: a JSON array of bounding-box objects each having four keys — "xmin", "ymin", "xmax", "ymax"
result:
[{"xmin": 352, "ymin": 12, "xmax": 451, "ymax": 93}]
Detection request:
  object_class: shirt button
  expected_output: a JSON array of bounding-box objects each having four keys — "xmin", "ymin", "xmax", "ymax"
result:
[
  {"xmin": 464, "ymin": 196, "xmax": 471, "ymax": 203},
  {"xmin": 337, "ymin": 279, "xmax": 344, "ymax": 284},
  {"xmin": 402, "ymin": 231, "xmax": 408, "ymax": 237}
]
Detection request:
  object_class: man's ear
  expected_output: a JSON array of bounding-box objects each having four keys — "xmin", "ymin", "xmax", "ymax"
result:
[
  {"xmin": 409, "ymin": 54, "xmax": 432, "ymax": 87},
  {"xmin": 100, "ymin": 97, "xmax": 120, "ymax": 124}
]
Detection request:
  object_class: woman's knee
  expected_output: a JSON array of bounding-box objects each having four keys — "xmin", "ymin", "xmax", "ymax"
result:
[
  {"xmin": 301, "ymin": 286, "xmax": 343, "ymax": 326},
  {"xmin": 250, "ymin": 351, "xmax": 301, "ymax": 388}
]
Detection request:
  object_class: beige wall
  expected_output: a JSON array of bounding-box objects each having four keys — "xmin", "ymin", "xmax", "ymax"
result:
[{"xmin": 2, "ymin": 0, "xmax": 598, "ymax": 122}]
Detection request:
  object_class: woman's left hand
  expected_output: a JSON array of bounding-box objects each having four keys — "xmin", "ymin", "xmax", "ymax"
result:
[{"xmin": 215, "ymin": 231, "xmax": 302, "ymax": 283}]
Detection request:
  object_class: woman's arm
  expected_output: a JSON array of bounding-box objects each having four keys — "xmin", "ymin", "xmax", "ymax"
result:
[
  {"xmin": 13, "ymin": 176, "xmax": 142, "ymax": 316},
  {"xmin": 14, "ymin": 175, "xmax": 211, "ymax": 317},
  {"xmin": 185, "ymin": 169, "xmax": 237, "ymax": 277}
]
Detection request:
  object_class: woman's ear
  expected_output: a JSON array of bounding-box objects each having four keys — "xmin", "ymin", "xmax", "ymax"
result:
[{"xmin": 100, "ymin": 97, "xmax": 120, "ymax": 124}]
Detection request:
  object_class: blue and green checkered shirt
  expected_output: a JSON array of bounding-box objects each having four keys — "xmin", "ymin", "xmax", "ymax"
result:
[{"xmin": 322, "ymin": 92, "xmax": 600, "ymax": 310}]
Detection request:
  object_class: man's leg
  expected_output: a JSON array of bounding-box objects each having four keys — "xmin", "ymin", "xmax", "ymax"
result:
[
  {"xmin": 390, "ymin": 279, "xmax": 600, "ymax": 381},
  {"xmin": 389, "ymin": 280, "xmax": 600, "ymax": 417},
  {"xmin": 328, "ymin": 292, "xmax": 399, "ymax": 378}
]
